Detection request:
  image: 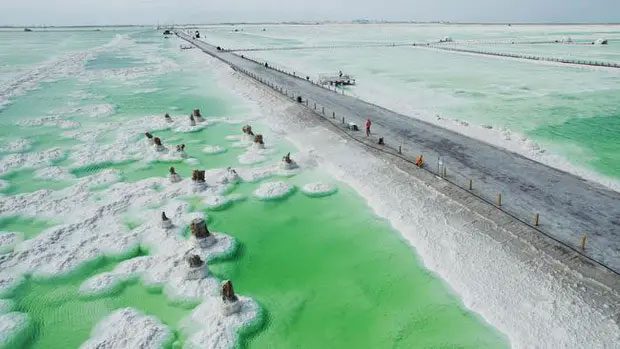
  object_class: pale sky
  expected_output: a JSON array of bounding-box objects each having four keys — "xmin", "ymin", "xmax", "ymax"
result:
[{"xmin": 1, "ymin": 0, "xmax": 619, "ymax": 26}]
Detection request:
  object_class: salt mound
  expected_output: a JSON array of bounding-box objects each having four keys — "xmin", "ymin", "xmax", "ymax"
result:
[
  {"xmin": 0, "ymin": 139, "xmax": 32, "ymax": 153},
  {"xmin": 203, "ymin": 194, "xmax": 245, "ymax": 210},
  {"xmin": 202, "ymin": 145, "xmax": 226, "ymax": 155},
  {"xmin": 0, "ymin": 148, "xmax": 64, "ymax": 176},
  {"xmin": 225, "ymin": 135, "xmax": 242, "ymax": 141},
  {"xmin": 182, "ymin": 297, "xmax": 260, "ymax": 349},
  {"xmin": 16, "ymin": 116, "xmax": 80, "ymax": 129},
  {"xmin": 74, "ymin": 103, "xmax": 116, "ymax": 118},
  {"xmin": 301, "ymin": 182, "xmax": 337, "ymax": 197},
  {"xmin": 254, "ymin": 181, "xmax": 294, "ymax": 200},
  {"xmin": 0, "ymin": 232, "xmax": 21, "ymax": 254},
  {"xmin": 80, "ymin": 308, "xmax": 171, "ymax": 349},
  {"xmin": 34, "ymin": 166, "xmax": 74, "ymax": 180},
  {"xmin": 0, "ymin": 312, "xmax": 29, "ymax": 347}
]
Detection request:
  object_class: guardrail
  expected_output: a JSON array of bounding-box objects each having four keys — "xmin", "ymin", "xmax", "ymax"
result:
[{"xmin": 423, "ymin": 44, "xmax": 620, "ymax": 68}]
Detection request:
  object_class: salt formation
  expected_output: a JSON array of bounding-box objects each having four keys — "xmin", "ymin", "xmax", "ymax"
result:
[
  {"xmin": 164, "ymin": 113, "xmax": 173, "ymax": 123},
  {"xmin": 301, "ymin": 182, "xmax": 337, "ymax": 197},
  {"xmin": 174, "ymin": 144, "xmax": 187, "ymax": 158},
  {"xmin": 220, "ymin": 280, "xmax": 241, "ymax": 316},
  {"xmin": 202, "ymin": 145, "xmax": 226, "ymax": 154},
  {"xmin": 16, "ymin": 116, "xmax": 80, "ymax": 129},
  {"xmin": 0, "ymin": 312, "xmax": 29, "ymax": 348},
  {"xmin": 254, "ymin": 181, "xmax": 294, "ymax": 200},
  {"xmin": 191, "ymin": 170, "xmax": 207, "ymax": 192},
  {"xmin": 190, "ymin": 217, "xmax": 215, "ymax": 248},
  {"xmin": 0, "ymin": 139, "xmax": 32, "ymax": 153},
  {"xmin": 80, "ymin": 308, "xmax": 172, "ymax": 349},
  {"xmin": 280, "ymin": 152, "xmax": 298, "ymax": 170},
  {"xmin": 145, "ymin": 132, "xmax": 154, "ymax": 145},
  {"xmin": 193, "ymin": 109, "xmax": 205, "ymax": 122},
  {"xmin": 153, "ymin": 137, "xmax": 166, "ymax": 152},
  {"xmin": 0, "ymin": 232, "xmax": 20, "ymax": 254},
  {"xmin": 0, "ymin": 148, "xmax": 64, "ymax": 176},
  {"xmin": 185, "ymin": 255, "xmax": 207, "ymax": 280},
  {"xmin": 34, "ymin": 166, "xmax": 74, "ymax": 181},
  {"xmin": 241, "ymin": 125, "xmax": 255, "ymax": 143},
  {"xmin": 203, "ymin": 193, "xmax": 245, "ymax": 210},
  {"xmin": 222, "ymin": 167, "xmax": 240, "ymax": 184},
  {"xmin": 169, "ymin": 167, "xmax": 182, "ymax": 183},
  {"xmin": 189, "ymin": 114, "xmax": 196, "ymax": 126},
  {"xmin": 160, "ymin": 212, "xmax": 173, "ymax": 229},
  {"xmin": 253, "ymin": 134, "xmax": 265, "ymax": 149}
]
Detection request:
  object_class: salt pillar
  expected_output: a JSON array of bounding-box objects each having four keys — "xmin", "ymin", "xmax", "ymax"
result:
[
  {"xmin": 185, "ymin": 254, "xmax": 207, "ymax": 280},
  {"xmin": 169, "ymin": 167, "xmax": 182, "ymax": 183},
  {"xmin": 153, "ymin": 137, "xmax": 166, "ymax": 152},
  {"xmin": 220, "ymin": 280, "xmax": 241, "ymax": 316},
  {"xmin": 161, "ymin": 211, "xmax": 173, "ymax": 229},
  {"xmin": 253, "ymin": 134, "xmax": 265, "ymax": 149},
  {"xmin": 191, "ymin": 170, "xmax": 207, "ymax": 192},
  {"xmin": 193, "ymin": 109, "xmax": 205, "ymax": 122},
  {"xmin": 190, "ymin": 217, "xmax": 215, "ymax": 247}
]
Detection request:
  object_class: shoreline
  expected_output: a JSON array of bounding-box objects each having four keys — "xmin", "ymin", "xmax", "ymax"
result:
[{"xmin": 206, "ymin": 51, "xmax": 620, "ymax": 347}]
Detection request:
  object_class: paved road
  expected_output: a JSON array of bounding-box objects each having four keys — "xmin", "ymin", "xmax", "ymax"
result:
[{"xmin": 178, "ymin": 32, "xmax": 620, "ymax": 273}]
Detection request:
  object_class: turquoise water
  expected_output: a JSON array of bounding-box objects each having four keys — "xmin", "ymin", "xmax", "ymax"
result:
[
  {"xmin": 203, "ymin": 23, "xmax": 620, "ymax": 181},
  {"xmin": 0, "ymin": 28, "xmax": 507, "ymax": 348}
]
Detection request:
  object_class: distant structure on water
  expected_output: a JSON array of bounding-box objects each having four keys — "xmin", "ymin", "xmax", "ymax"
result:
[{"xmin": 319, "ymin": 71, "xmax": 356, "ymax": 86}]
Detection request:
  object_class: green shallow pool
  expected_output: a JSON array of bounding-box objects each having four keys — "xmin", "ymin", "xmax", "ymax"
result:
[
  {"xmin": 207, "ymin": 174, "xmax": 507, "ymax": 348},
  {"xmin": 0, "ymin": 28, "xmax": 508, "ymax": 349}
]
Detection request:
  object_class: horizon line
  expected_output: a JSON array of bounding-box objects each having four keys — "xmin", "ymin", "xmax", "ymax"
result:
[{"xmin": 2, "ymin": 20, "xmax": 620, "ymax": 28}]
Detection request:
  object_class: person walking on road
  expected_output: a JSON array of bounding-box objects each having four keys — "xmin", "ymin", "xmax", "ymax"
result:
[{"xmin": 365, "ymin": 118, "xmax": 372, "ymax": 137}]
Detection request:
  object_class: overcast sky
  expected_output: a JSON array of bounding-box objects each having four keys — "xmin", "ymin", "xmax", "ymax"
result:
[{"xmin": 1, "ymin": 0, "xmax": 619, "ymax": 26}]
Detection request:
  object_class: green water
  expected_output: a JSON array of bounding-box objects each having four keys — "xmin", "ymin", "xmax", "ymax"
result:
[
  {"xmin": 209, "ymin": 177, "xmax": 507, "ymax": 348},
  {"xmin": 8, "ymin": 256, "xmax": 195, "ymax": 349},
  {"xmin": 0, "ymin": 216, "xmax": 54, "ymax": 240},
  {"xmin": 0, "ymin": 28, "xmax": 507, "ymax": 348}
]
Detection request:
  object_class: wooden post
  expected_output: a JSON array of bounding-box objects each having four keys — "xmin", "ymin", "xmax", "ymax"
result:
[
  {"xmin": 332, "ymin": 111, "xmax": 335, "ymax": 119},
  {"xmin": 398, "ymin": 145, "xmax": 402, "ymax": 154},
  {"xmin": 305, "ymin": 100, "xmax": 308, "ymax": 106},
  {"xmin": 534, "ymin": 213, "xmax": 539, "ymax": 226},
  {"xmin": 442, "ymin": 166, "xmax": 447, "ymax": 177},
  {"xmin": 341, "ymin": 117, "xmax": 345, "ymax": 124},
  {"xmin": 322, "ymin": 107, "xmax": 325, "ymax": 114},
  {"xmin": 468, "ymin": 179, "xmax": 473, "ymax": 190},
  {"xmin": 497, "ymin": 193, "xmax": 502, "ymax": 207},
  {"xmin": 580, "ymin": 234, "xmax": 587, "ymax": 250},
  {"xmin": 314, "ymin": 103, "xmax": 316, "ymax": 110}
]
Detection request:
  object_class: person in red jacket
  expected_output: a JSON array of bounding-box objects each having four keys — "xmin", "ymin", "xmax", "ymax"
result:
[{"xmin": 365, "ymin": 118, "xmax": 372, "ymax": 137}]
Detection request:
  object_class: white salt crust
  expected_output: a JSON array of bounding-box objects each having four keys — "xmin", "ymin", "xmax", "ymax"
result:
[
  {"xmin": 202, "ymin": 145, "xmax": 227, "ymax": 154},
  {"xmin": 0, "ymin": 165, "xmax": 259, "ymax": 348},
  {"xmin": 254, "ymin": 181, "xmax": 294, "ymax": 200},
  {"xmin": 0, "ymin": 139, "xmax": 32, "ymax": 153},
  {"xmin": 0, "ymin": 232, "xmax": 21, "ymax": 254},
  {"xmin": 301, "ymin": 182, "xmax": 337, "ymax": 197},
  {"xmin": 0, "ymin": 148, "xmax": 64, "ymax": 176},
  {"xmin": 0, "ymin": 312, "xmax": 29, "ymax": 347},
  {"xmin": 80, "ymin": 308, "xmax": 171, "ymax": 349}
]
